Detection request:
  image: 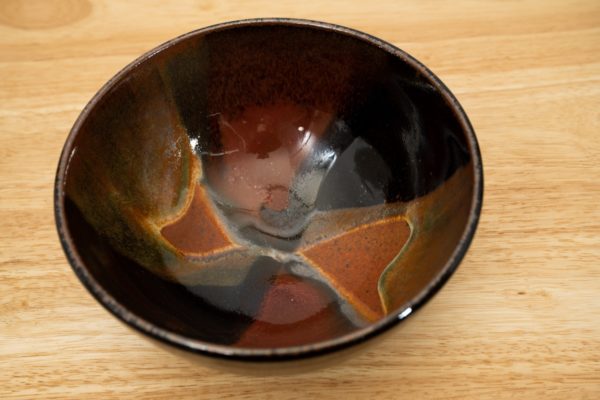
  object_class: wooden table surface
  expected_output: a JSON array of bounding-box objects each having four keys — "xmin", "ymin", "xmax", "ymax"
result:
[{"xmin": 2, "ymin": 0, "xmax": 599, "ymax": 398}]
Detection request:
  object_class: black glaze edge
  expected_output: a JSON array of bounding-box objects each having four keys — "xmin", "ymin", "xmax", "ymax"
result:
[{"xmin": 54, "ymin": 18, "xmax": 484, "ymax": 362}]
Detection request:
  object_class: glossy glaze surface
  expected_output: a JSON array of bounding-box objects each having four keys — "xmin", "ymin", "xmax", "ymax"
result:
[{"xmin": 57, "ymin": 21, "xmax": 480, "ymax": 353}]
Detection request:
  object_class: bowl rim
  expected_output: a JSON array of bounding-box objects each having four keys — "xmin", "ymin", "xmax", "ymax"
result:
[{"xmin": 54, "ymin": 17, "xmax": 484, "ymax": 361}]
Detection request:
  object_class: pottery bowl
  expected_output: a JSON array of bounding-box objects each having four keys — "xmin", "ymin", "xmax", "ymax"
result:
[{"xmin": 55, "ymin": 19, "xmax": 482, "ymax": 361}]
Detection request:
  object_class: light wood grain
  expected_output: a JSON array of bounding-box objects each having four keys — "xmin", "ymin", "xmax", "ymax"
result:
[{"xmin": 1, "ymin": 0, "xmax": 600, "ymax": 398}]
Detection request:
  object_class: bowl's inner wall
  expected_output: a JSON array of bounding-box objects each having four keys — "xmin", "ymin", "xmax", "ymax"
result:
[{"xmin": 63, "ymin": 24, "xmax": 475, "ymax": 349}]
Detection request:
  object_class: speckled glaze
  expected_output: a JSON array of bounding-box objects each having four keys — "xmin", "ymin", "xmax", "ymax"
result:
[{"xmin": 55, "ymin": 19, "xmax": 483, "ymax": 360}]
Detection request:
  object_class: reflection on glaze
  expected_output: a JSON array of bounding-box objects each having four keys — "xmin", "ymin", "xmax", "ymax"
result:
[{"xmin": 202, "ymin": 104, "xmax": 336, "ymax": 243}]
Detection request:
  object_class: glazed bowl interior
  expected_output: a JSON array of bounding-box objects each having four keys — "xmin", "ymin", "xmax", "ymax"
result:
[{"xmin": 56, "ymin": 20, "xmax": 481, "ymax": 359}]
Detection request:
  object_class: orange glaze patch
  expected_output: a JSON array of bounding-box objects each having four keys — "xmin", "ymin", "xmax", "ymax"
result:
[
  {"xmin": 160, "ymin": 185, "xmax": 233, "ymax": 255},
  {"xmin": 299, "ymin": 216, "xmax": 411, "ymax": 321},
  {"xmin": 236, "ymin": 273, "xmax": 355, "ymax": 348}
]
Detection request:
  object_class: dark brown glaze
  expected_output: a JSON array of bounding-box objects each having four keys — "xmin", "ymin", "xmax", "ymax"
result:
[
  {"xmin": 62, "ymin": 60, "xmax": 205, "ymax": 287},
  {"xmin": 63, "ymin": 198, "xmax": 255, "ymax": 345},
  {"xmin": 55, "ymin": 19, "xmax": 483, "ymax": 360}
]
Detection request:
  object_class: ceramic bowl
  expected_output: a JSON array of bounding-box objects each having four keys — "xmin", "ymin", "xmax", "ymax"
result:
[{"xmin": 55, "ymin": 19, "xmax": 483, "ymax": 361}]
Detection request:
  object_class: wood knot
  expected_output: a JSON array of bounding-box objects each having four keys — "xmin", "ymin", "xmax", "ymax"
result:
[{"xmin": 0, "ymin": 0, "xmax": 91, "ymax": 30}]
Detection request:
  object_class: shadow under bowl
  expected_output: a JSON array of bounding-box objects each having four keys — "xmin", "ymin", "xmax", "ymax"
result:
[{"xmin": 55, "ymin": 18, "xmax": 483, "ymax": 361}]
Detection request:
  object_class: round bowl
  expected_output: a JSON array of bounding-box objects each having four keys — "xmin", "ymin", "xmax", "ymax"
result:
[{"xmin": 55, "ymin": 18, "xmax": 483, "ymax": 361}]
